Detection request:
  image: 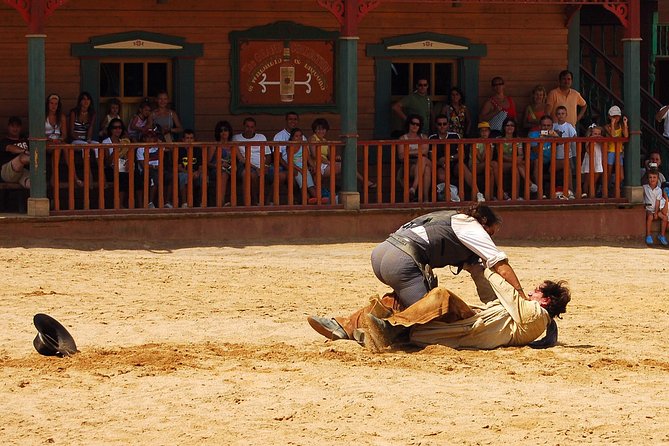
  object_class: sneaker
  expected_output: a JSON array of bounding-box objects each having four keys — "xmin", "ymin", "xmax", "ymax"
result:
[
  {"xmin": 529, "ymin": 183, "xmax": 538, "ymax": 193},
  {"xmin": 581, "ymin": 193, "xmax": 588, "ymax": 198},
  {"xmin": 181, "ymin": 203, "xmax": 189, "ymax": 208},
  {"xmin": 517, "ymin": 196, "xmax": 524, "ymax": 201},
  {"xmin": 476, "ymin": 192, "xmax": 485, "ymax": 202},
  {"xmin": 567, "ymin": 190, "xmax": 575, "ymax": 200},
  {"xmin": 645, "ymin": 235, "xmax": 654, "ymax": 245},
  {"xmin": 164, "ymin": 202, "xmax": 173, "ymax": 209},
  {"xmin": 148, "ymin": 202, "xmax": 155, "ymax": 209},
  {"xmin": 307, "ymin": 316, "xmax": 349, "ymax": 341},
  {"xmin": 555, "ymin": 192, "xmax": 565, "ymax": 200},
  {"xmin": 659, "ymin": 235, "xmax": 668, "ymax": 246},
  {"xmin": 503, "ymin": 192, "xmax": 511, "ymax": 201}
]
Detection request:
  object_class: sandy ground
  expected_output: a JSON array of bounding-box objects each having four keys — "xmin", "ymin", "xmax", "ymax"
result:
[{"xmin": 1, "ymin": 238, "xmax": 668, "ymax": 445}]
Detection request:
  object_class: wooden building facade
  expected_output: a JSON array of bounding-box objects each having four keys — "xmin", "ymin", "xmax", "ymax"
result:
[
  {"xmin": 0, "ymin": 1, "xmax": 627, "ymax": 138},
  {"xmin": 0, "ymin": 0, "xmax": 642, "ymax": 216}
]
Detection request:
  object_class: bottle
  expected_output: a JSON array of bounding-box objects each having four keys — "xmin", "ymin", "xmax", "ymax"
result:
[{"xmin": 280, "ymin": 42, "xmax": 295, "ymax": 103}]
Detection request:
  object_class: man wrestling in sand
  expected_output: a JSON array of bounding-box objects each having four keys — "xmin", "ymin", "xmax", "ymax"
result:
[{"xmin": 308, "ymin": 265, "xmax": 571, "ymax": 351}]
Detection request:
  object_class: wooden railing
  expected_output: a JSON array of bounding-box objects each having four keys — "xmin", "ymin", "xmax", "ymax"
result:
[{"xmin": 45, "ymin": 136, "xmax": 628, "ymax": 214}]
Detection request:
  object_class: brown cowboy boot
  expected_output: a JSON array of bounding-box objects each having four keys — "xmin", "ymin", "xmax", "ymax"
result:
[
  {"xmin": 362, "ymin": 288, "xmax": 476, "ymax": 352},
  {"xmin": 334, "ymin": 293, "xmax": 401, "ymax": 339}
]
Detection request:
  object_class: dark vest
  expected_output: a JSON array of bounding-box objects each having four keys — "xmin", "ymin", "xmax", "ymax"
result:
[{"xmin": 397, "ymin": 211, "xmax": 480, "ymax": 269}]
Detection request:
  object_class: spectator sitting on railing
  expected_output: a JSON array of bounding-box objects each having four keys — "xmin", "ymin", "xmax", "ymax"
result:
[
  {"xmin": 495, "ymin": 117, "xmax": 529, "ymax": 200},
  {"xmin": 136, "ymin": 130, "xmax": 168, "ymax": 209},
  {"xmin": 581, "ymin": 125, "xmax": 605, "ymax": 198},
  {"xmin": 233, "ymin": 117, "xmax": 271, "ymax": 206},
  {"xmin": 178, "ymin": 130, "xmax": 203, "ymax": 208},
  {"xmin": 271, "ymin": 112, "xmax": 303, "ymax": 190},
  {"xmin": 288, "ymin": 128, "xmax": 320, "ymax": 204},
  {"xmin": 467, "ymin": 122, "xmax": 494, "ymax": 202},
  {"xmin": 102, "ymin": 118, "xmax": 131, "ymax": 208},
  {"xmin": 604, "ymin": 105, "xmax": 628, "ymax": 196},
  {"xmin": 643, "ymin": 169, "xmax": 668, "ymax": 246},
  {"xmin": 429, "ymin": 114, "xmax": 462, "ymax": 202},
  {"xmin": 552, "ymin": 106, "xmax": 577, "ymax": 200},
  {"xmin": 0, "ymin": 116, "xmax": 30, "ymax": 189},
  {"xmin": 398, "ymin": 114, "xmax": 430, "ymax": 201},
  {"xmin": 128, "ymin": 100, "xmax": 153, "ymax": 143},
  {"xmin": 528, "ymin": 115, "xmax": 558, "ymax": 198},
  {"xmin": 210, "ymin": 120, "xmax": 233, "ymax": 206}
]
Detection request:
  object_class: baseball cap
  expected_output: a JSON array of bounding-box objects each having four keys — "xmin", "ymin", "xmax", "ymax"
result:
[{"xmin": 608, "ymin": 105, "xmax": 622, "ymax": 116}]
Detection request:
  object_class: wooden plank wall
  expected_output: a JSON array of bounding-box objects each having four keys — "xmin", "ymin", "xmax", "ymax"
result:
[{"xmin": 0, "ymin": 0, "xmax": 567, "ymax": 140}]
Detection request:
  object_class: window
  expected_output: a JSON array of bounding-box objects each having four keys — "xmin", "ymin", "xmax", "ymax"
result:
[
  {"xmin": 99, "ymin": 59, "xmax": 172, "ymax": 122},
  {"xmin": 390, "ymin": 60, "xmax": 456, "ymax": 102}
]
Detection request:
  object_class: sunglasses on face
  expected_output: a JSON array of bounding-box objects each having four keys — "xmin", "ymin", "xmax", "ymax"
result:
[
  {"xmin": 437, "ymin": 122, "xmax": 449, "ymax": 126},
  {"xmin": 410, "ymin": 121, "xmax": 421, "ymax": 126}
]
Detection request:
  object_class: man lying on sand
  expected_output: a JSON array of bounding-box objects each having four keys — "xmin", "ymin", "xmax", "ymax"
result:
[{"xmin": 308, "ymin": 264, "xmax": 571, "ymax": 351}]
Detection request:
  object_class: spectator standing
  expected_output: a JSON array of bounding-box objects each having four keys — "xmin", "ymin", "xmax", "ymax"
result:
[
  {"xmin": 152, "ymin": 91, "xmax": 183, "ymax": 143},
  {"xmin": 523, "ymin": 85, "xmax": 549, "ymax": 134},
  {"xmin": 479, "ymin": 76, "xmax": 516, "ymax": 137},
  {"xmin": 604, "ymin": 105, "xmax": 628, "ymax": 194},
  {"xmin": 581, "ymin": 125, "xmax": 605, "ymax": 198},
  {"xmin": 392, "ymin": 78, "xmax": 432, "ymax": 135},
  {"xmin": 128, "ymin": 100, "xmax": 153, "ymax": 143},
  {"xmin": 546, "ymin": 70, "xmax": 587, "ymax": 129},
  {"xmin": 440, "ymin": 87, "xmax": 471, "ymax": 138},
  {"xmin": 552, "ymin": 106, "xmax": 577, "ymax": 199}
]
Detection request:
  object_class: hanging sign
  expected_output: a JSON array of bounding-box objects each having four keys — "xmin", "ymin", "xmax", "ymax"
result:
[{"xmin": 238, "ymin": 40, "xmax": 335, "ymax": 106}]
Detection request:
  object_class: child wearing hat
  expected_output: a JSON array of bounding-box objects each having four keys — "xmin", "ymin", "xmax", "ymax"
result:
[{"xmin": 605, "ymin": 105, "xmax": 628, "ymax": 194}]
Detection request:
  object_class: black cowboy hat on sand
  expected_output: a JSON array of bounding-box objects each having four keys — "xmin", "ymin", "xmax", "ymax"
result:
[{"xmin": 33, "ymin": 313, "xmax": 78, "ymax": 357}]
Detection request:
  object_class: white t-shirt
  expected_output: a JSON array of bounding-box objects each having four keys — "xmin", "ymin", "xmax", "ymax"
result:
[
  {"xmin": 232, "ymin": 132, "xmax": 270, "ymax": 168},
  {"xmin": 450, "ymin": 214, "xmax": 508, "ymax": 268},
  {"xmin": 643, "ymin": 183, "xmax": 666, "ymax": 213},
  {"xmin": 553, "ymin": 122, "xmax": 577, "ymax": 159}
]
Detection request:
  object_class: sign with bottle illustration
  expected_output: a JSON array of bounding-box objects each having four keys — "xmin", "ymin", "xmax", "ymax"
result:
[{"xmin": 238, "ymin": 39, "xmax": 335, "ymax": 106}]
